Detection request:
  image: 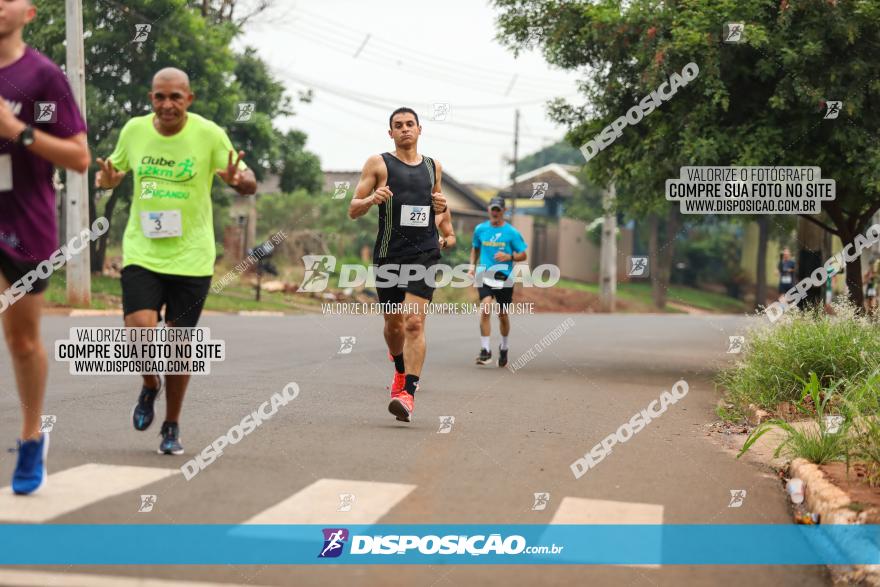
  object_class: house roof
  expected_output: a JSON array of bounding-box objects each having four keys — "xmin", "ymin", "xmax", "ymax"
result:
[{"xmin": 497, "ymin": 163, "xmax": 581, "ymax": 200}]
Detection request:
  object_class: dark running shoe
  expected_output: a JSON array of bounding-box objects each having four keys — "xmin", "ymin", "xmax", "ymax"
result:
[
  {"xmin": 476, "ymin": 348, "xmax": 492, "ymax": 365},
  {"xmin": 158, "ymin": 421, "xmax": 184, "ymax": 455},
  {"xmin": 132, "ymin": 376, "xmax": 163, "ymax": 432},
  {"xmin": 498, "ymin": 346, "xmax": 509, "ymax": 368}
]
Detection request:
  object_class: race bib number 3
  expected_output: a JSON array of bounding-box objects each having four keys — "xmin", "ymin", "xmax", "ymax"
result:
[
  {"xmin": 140, "ymin": 210, "xmax": 182, "ymax": 238},
  {"xmin": 400, "ymin": 204, "xmax": 429, "ymax": 227},
  {"xmin": 0, "ymin": 154, "xmax": 12, "ymax": 191}
]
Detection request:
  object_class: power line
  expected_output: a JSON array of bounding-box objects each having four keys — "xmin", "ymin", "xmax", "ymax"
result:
[
  {"xmin": 286, "ymin": 14, "xmax": 574, "ymax": 96},
  {"xmin": 286, "ymin": 24, "xmax": 557, "ymax": 99},
  {"xmin": 309, "ymin": 93, "xmax": 515, "ymax": 148},
  {"xmin": 276, "ymin": 67, "xmax": 562, "ymax": 141},
  {"xmin": 294, "ymin": 7, "xmax": 573, "ymax": 90},
  {"xmin": 272, "ymin": 22, "xmax": 579, "ymax": 109},
  {"xmin": 292, "ymin": 19, "xmax": 571, "ymax": 96}
]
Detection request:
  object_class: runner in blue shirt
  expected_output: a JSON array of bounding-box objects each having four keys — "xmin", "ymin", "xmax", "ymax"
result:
[{"xmin": 468, "ymin": 197, "xmax": 527, "ymax": 367}]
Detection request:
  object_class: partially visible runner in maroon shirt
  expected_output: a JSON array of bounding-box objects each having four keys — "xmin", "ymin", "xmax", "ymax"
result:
[{"xmin": 0, "ymin": 0, "xmax": 91, "ymax": 496}]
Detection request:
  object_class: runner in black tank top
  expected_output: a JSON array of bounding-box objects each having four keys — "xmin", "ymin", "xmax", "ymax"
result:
[
  {"xmin": 348, "ymin": 107, "xmax": 451, "ymax": 424},
  {"xmin": 374, "ymin": 152, "xmax": 439, "ymax": 262}
]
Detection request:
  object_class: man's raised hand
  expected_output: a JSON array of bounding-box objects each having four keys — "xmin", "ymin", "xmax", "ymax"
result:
[
  {"xmin": 216, "ymin": 149, "xmax": 245, "ymax": 187},
  {"xmin": 95, "ymin": 158, "xmax": 126, "ymax": 189}
]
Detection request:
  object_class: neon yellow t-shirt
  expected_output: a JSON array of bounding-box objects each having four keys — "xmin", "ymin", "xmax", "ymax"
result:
[{"xmin": 109, "ymin": 112, "xmax": 245, "ymax": 276}]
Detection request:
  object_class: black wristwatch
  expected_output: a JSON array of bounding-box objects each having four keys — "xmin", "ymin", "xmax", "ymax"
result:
[{"xmin": 17, "ymin": 125, "xmax": 35, "ymax": 147}]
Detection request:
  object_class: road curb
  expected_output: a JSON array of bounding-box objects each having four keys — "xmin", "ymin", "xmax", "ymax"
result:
[{"xmin": 790, "ymin": 458, "xmax": 880, "ymax": 585}]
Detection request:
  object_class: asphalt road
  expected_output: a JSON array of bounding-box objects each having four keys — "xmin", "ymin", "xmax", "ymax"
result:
[{"xmin": 0, "ymin": 312, "xmax": 829, "ymax": 586}]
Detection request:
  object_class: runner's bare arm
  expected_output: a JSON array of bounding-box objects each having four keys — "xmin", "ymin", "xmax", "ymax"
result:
[
  {"xmin": 468, "ymin": 242, "xmax": 478, "ymax": 276},
  {"xmin": 235, "ymin": 167, "xmax": 257, "ymax": 195},
  {"xmin": 436, "ymin": 209, "xmax": 456, "ymax": 249},
  {"xmin": 499, "ymin": 250, "xmax": 527, "ymax": 262},
  {"xmin": 349, "ymin": 155, "xmax": 391, "ymax": 219},
  {"xmin": 0, "ymin": 98, "xmax": 91, "ymax": 172},
  {"xmin": 430, "ymin": 159, "xmax": 447, "ymax": 214},
  {"xmin": 432, "ymin": 160, "xmax": 455, "ymax": 248},
  {"xmin": 216, "ymin": 150, "xmax": 256, "ymax": 195}
]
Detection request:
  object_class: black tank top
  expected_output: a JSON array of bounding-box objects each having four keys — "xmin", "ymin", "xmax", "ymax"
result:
[{"xmin": 373, "ymin": 152, "xmax": 439, "ymax": 261}]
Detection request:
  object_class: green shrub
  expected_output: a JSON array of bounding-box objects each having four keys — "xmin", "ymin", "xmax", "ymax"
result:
[
  {"xmin": 843, "ymin": 372, "xmax": 880, "ymax": 485},
  {"xmin": 739, "ymin": 373, "xmax": 848, "ymax": 464},
  {"xmin": 717, "ymin": 300, "xmax": 880, "ymax": 414}
]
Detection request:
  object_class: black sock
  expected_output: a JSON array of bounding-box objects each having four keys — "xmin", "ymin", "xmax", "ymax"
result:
[
  {"xmin": 392, "ymin": 353, "xmax": 405, "ymax": 374},
  {"xmin": 404, "ymin": 374, "xmax": 419, "ymax": 395}
]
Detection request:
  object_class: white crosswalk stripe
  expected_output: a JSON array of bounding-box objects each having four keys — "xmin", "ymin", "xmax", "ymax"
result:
[
  {"xmin": 550, "ymin": 497, "xmax": 665, "ymax": 525},
  {"xmin": 550, "ymin": 497, "xmax": 664, "ymax": 568},
  {"xmin": 0, "ymin": 569, "xmax": 269, "ymax": 587},
  {"xmin": 241, "ymin": 478, "xmax": 416, "ymax": 525},
  {"xmin": 0, "ymin": 463, "xmax": 178, "ymax": 523}
]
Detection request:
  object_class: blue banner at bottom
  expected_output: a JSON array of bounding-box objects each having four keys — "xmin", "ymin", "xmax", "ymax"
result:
[{"xmin": 0, "ymin": 525, "xmax": 878, "ymax": 564}]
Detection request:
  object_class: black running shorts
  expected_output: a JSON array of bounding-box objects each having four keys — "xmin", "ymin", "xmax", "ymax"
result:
[
  {"xmin": 0, "ymin": 248, "xmax": 49, "ymax": 294},
  {"xmin": 121, "ymin": 264, "xmax": 212, "ymax": 327},
  {"xmin": 478, "ymin": 284, "xmax": 515, "ymax": 306},
  {"xmin": 375, "ymin": 249, "xmax": 442, "ymax": 305}
]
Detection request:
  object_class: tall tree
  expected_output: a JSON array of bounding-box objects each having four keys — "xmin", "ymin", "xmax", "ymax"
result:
[
  {"xmin": 30, "ymin": 0, "xmax": 239, "ymax": 271},
  {"xmin": 227, "ymin": 47, "xmax": 293, "ymax": 182},
  {"xmin": 276, "ymin": 130, "xmax": 323, "ymax": 195},
  {"xmin": 493, "ymin": 0, "xmax": 880, "ymax": 308},
  {"xmin": 29, "ymin": 1, "xmax": 320, "ymax": 272},
  {"xmin": 517, "ymin": 140, "xmax": 582, "ymax": 174}
]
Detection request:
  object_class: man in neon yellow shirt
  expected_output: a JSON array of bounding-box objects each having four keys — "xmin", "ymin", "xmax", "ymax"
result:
[{"xmin": 96, "ymin": 67, "xmax": 256, "ymax": 455}]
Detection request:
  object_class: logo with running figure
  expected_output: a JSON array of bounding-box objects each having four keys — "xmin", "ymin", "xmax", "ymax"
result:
[
  {"xmin": 723, "ymin": 23, "xmax": 744, "ymax": 43},
  {"xmin": 333, "ymin": 181, "xmax": 351, "ymax": 200},
  {"xmin": 236, "ymin": 102, "xmax": 256, "ymax": 123},
  {"xmin": 132, "ymin": 24, "xmax": 151, "ymax": 44},
  {"xmin": 430, "ymin": 102, "xmax": 450, "ymax": 122},
  {"xmin": 35, "ymin": 102, "xmax": 57, "ymax": 123},
  {"xmin": 138, "ymin": 494, "xmax": 157, "ymax": 513},
  {"xmin": 337, "ymin": 336, "xmax": 356, "ymax": 354},
  {"xmin": 823, "ymin": 100, "xmax": 842, "ymax": 119},
  {"xmin": 137, "ymin": 155, "xmax": 196, "ymax": 184},
  {"xmin": 298, "ymin": 255, "xmax": 336, "ymax": 292},
  {"xmin": 825, "ymin": 415, "xmax": 845, "ymax": 434},
  {"xmin": 531, "ymin": 492, "xmax": 550, "ymax": 511},
  {"xmin": 40, "ymin": 415, "xmax": 56, "ymax": 433},
  {"xmin": 531, "ymin": 182, "xmax": 549, "ymax": 200},
  {"xmin": 628, "ymin": 256, "xmax": 649, "ymax": 277},
  {"xmin": 437, "ymin": 416, "xmax": 455, "ymax": 433},
  {"xmin": 728, "ymin": 489, "xmax": 746, "ymax": 508},
  {"xmin": 140, "ymin": 180, "xmax": 157, "ymax": 199},
  {"xmin": 337, "ymin": 493, "xmax": 356, "ymax": 512},
  {"xmin": 525, "ymin": 26, "xmax": 543, "ymax": 49},
  {"xmin": 318, "ymin": 528, "xmax": 349, "ymax": 558},
  {"xmin": 727, "ymin": 336, "xmax": 744, "ymax": 354}
]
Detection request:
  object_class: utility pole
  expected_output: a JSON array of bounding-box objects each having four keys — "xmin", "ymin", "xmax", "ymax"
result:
[
  {"xmin": 599, "ymin": 183, "xmax": 617, "ymax": 312},
  {"xmin": 511, "ymin": 109, "xmax": 519, "ymax": 216},
  {"xmin": 65, "ymin": 0, "xmax": 91, "ymax": 306}
]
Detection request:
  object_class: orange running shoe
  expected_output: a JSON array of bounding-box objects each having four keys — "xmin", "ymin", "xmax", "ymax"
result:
[
  {"xmin": 388, "ymin": 390, "xmax": 414, "ymax": 422},
  {"xmin": 390, "ymin": 371, "xmax": 406, "ymax": 397}
]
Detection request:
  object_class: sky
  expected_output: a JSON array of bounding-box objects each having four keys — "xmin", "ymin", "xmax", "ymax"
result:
[{"xmin": 237, "ymin": 0, "xmax": 584, "ymax": 186}]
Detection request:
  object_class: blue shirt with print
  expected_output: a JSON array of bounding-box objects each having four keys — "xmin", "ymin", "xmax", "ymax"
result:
[{"xmin": 472, "ymin": 221, "xmax": 527, "ymax": 279}]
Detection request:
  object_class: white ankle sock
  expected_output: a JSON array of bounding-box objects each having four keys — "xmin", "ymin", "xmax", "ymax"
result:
[
  {"xmin": 480, "ymin": 336, "xmax": 490, "ymax": 351},
  {"xmin": 500, "ymin": 336, "xmax": 509, "ymax": 351}
]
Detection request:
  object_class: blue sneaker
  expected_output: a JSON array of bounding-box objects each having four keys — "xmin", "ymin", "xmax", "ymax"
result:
[
  {"xmin": 158, "ymin": 421, "xmax": 183, "ymax": 455},
  {"xmin": 12, "ymin": 433, "xmax": 49, "ymax": 495},
  {"xmin": 132, "ymin": 377, "xmax": 162, "ymax": 431}
]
